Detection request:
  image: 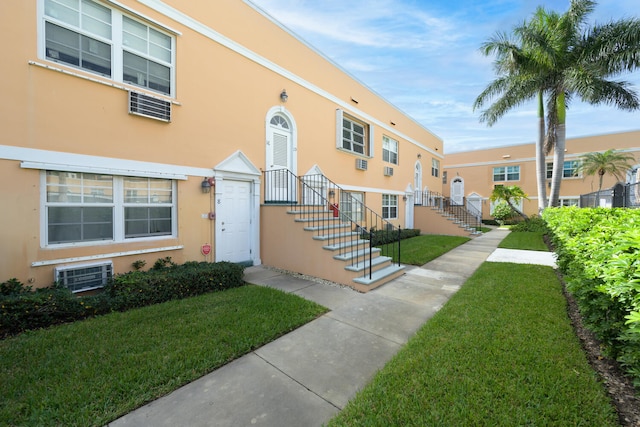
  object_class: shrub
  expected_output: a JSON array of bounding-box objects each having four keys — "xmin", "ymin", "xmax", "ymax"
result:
[
  {"xmin": 106, "ymin": 261, "xmax": 245, "ymax": 311},
  {"xmin": 364, "ymin": 228, "xmax": 421, "ymax": 246},
  {"xmin": 510, "ymin": 216, "xmax": 549, "ymax": 233},
  {"xmin": 0, "ymin": 282, "xmax": 99, "ymax": 338},
  {"xmin": 542, "ymin": 207, "xmax": 640, "ymax": 385},
  {"xmin": 491, "ymin": 202, "xmax": 515, "ymax": 224},
  {"xmin": 1, "ymin": 261, "xmax": 246, "ymax": 338},
  {"xmin": 0, "ymin": 278, "xmax": 31, "ymax": 297}
]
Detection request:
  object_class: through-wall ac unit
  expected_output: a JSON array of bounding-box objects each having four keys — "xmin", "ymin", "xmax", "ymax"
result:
[
  {"xmin": 355, "ymin": 158, "xmax": 368, "ymax": 171},
  {"xmin": 129, "ymin": 91, "xmax": 171, "ymax": 122},
  {"xmin": 383, "ymin": 166, "xmax": 394, "ymax": 176},
  {"xmin": 55, "ymin": 261, "xmax": 113, "ymax": 293}
]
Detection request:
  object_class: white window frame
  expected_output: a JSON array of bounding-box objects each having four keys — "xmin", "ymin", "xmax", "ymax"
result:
[
  {"xmin": 493, "ymin": 165, "xmax": 520, "ymax": 182},
  {"xmin": 43, "ymin": 171, "xmax": 177, "ymax": 247},
  {"xmin": 546, "ymin": 161, "xmax": 581, "ymax": 179},
  {"xmin": 340, "ymin": 191, "xmax": 364, "ymax": 221},
  {"xmin": 382, "ymin": 136, "xmax": 398, "ymax": 164},
  {"xmin": 335, "ymin": 109, "xmax": 374, "ymax": 157},
  {"xmin": 382, "ymin": 194, "xmax": 398, "ymax": 220},
  {"xmin": 559, "ymin": 198, "xmax": 579, "ymax": 207},
  {"xmin": 38, "ymin": 0, "xmax": 176, "ymax": 96},
  {"xmin": 431, "ymin": 158, "xmax": 440, "ymax": 178}
]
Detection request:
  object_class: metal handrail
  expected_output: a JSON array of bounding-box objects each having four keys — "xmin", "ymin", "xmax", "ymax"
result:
[
  {"xmin": 264, "ymin": 169, "xmax": 401, "ymax": 279},
  {"xmin": 416, "ymin": 189, "xmax": 482, "ymax": 231}
]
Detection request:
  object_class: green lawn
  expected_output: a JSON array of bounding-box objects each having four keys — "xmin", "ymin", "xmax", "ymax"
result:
[
  {"xmin": 381, "ymin": 234, "xmax": 470, "ymax": 265},
  {"xmin": 328, "ymin": 262, "xmax": 618, "ymax": 426},
  {"xmin": 0, "ymin": 285, "xmax": 327, "ymax": 427},
  {"xmin": 499, "ymin": 231, "xmax": 549, "ymax": 251}
]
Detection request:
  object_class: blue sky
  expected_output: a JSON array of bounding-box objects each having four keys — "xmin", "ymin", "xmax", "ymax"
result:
[{"xmin": 250, "ymin": 0, "xmax": 640, "ymax": 153}]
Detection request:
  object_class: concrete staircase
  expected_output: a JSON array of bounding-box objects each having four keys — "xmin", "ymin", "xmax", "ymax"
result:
[
  {"xmin": 291, "ymin": 209, "xmax": 405, "ymax": 293},
  {"xmin": 261, "ymin": 170, "xmax": 404, "ymax": 292},
  {"xmin": 432, "ymin": 206, "xmax": 483, "ymax": 236}
]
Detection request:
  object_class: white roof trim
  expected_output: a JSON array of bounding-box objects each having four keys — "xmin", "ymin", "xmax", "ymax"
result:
[
  {"xmin": 2, "ymin": 145, "xmax": 212, "ymax": 179},
  {"xmin": 214, "ymin": 150, "xmax": 261, "ymax": 177}
]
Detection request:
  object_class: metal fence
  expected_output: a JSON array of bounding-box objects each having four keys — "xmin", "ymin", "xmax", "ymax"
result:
[{"xmin": 579, "ymin": 182, "xmax": 640, "ymax": 208}]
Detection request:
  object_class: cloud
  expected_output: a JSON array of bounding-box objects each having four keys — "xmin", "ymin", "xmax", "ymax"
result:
[
  {"xmin": 258, "ymin": 0, "xmax": 460, "ymax": 50},
  {"xmin": 251, "ymin": 0, "xmax": 640, "ymax": 152}
]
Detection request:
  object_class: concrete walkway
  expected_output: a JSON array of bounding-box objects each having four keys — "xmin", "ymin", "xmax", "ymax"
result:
[{"xmin": 110, "ymin": 229, "xmax": 521, "ymax": 427}]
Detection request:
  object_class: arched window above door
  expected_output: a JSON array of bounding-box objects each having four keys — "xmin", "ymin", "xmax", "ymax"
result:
[{"xmin": 270, "ymin": 115, "xmax": 290, "ymax": 129}]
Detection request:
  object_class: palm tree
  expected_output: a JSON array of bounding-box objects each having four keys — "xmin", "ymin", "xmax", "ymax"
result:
[
  {"xmin": 490, "ymin": 185, "xmax": 529, "ymax": 221},
  {"xmin": 473, "ymin": 30, "xmax": 549, "ymax": 212},
  {"xmin": 475, "ymin": 0, "xmax": 640, "ymax": 208},
  {"xmin": 578, "ymin": 149, "xmax": 636, "ymax": 193}
]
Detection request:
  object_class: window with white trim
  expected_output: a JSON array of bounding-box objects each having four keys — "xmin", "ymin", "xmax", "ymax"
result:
[
  {"xmin": 493, "ymin": 165, "xmax": 520, "ymax": 181},
  {"xmin": 546, "ymin": 161, "xmax": 580, "ymax": 179},
  {"xmin": 45, "ymin": 171, "xmax": 175, "ymax": 245},
  {"xmin": 123, "ymin": 176, "xmax": 173, "ymax": 238},
  {"xmin": 559, "ymin": 198, "xmax": 579, "ymax": 207},
  {"xmin": 340, "ymin": 191, "xmax": 364, "ymax": 221},
  {"xmin": 336, "ymin": 109, "xmax": 374, "ymax": 156},
  {"xmin": 382, "ymin": 194, "xmax": 398, "ymax": 219},
  {"xmin": 382, "ymin": 136, "xmax": 398, "ymax": 164},
  {"xmin": 42, "ymin": 0, "xmax": 175, "ymax": 96},
  {"xmin": 431, "ymin": 158, "xmax": 440, "ymax": 178},
  {"xmin": 342, "ymin": 115, "xmax": 367, "ymax": 155}
]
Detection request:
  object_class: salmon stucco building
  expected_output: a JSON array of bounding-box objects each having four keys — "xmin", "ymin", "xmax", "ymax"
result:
[
  {"xmin": 1, "ymin": 0, "xmax": 457, "ymax": 293},
  {"xmin": 442, "ymin": 130, "xmax": 640, "ymax": 219}
]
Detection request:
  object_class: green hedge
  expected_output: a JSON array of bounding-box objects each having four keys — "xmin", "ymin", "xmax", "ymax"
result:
[
  {"xmin": 1, "ymin": 261, "xmax": 245, "ymax": 338},
  {"xmin": 509, "ymin": 216, "xmax": 549, "ymax": 233},
  {"xmin": 106, "ymin": 261, "xmax": 245, "ymax": 311},
  {"xmin": 542, "ymin": 207, "xmax": 640, "ymax": 385},
  {"xmin": 363, "ymin": 228, "xmax": 421, "ymax": 246}
]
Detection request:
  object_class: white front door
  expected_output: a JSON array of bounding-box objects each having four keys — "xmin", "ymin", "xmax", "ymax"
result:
[
  {"xmin": 266, "ymin": 113, "xmax": 295, "ymax": 202},
  {"xmin": 451, "ymin": 177, "xmax": 464, "ymax": 205},
  {"xmin": 414, "ymin": 161, "xmax": 423, "ymax": 205},
  {"xmin": 218, "ymin": 180, "xmax": 252, "ymax": 263}
]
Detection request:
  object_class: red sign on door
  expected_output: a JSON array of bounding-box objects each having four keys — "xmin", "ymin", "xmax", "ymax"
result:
[{"xmin": 201, "ymin": 244, "xmax": 212, "ymax": 256}]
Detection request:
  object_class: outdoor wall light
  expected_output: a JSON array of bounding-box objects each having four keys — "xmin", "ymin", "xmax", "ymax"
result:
[
  {"xmin": 403, "ymin": 195, "xmax": 408, "ymax": 201},
  {"xmin": 328, "ymin": 189, "xmax": 335, "ymax": 197},
  {"xmin": 280, "ymin": 89, "xmax": 288, "ymax": 102},
  {"xmin": 417, "ymin": 153, "xmax": 422, "ymax": 159},
  {"xmin": 201, "ymin": 177, "xmax": 215, "ymax": 194}
]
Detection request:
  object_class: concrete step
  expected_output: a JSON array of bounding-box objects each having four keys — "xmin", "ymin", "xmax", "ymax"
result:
[
  {"xmin": 287, "ymin": 206, "xmax": 333, "ymax": 216},
  {"xmin": 344, "ymin": 256, "xmax": 393, "ymax": 273},
  {"xmin": 294, "ymin": 217, "xmax": 343, "ymax": 223},
  {"xmin": 303, "ymin": 223, "xmax": 350, "ymax": 232},
  {"xmin": 323, "ymin": 239, "xmax": 370, "ymax": 251},
  {"xmin": 352, "ymin": 264, "xmax": 405, "ymax": 287},
  {"xmin": 333, "ymin": 247, "xmax": 381, "ymax": 262},
  {"xmin": 313, "ymin": 231, "xmax": 359, "ymax": 241}
]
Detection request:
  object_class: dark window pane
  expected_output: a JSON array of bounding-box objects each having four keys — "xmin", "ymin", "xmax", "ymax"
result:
[
  {"xmin": 45, "ymin": 22, "xmax": 111, "ymax": 76},
  {"xmin": 48, "ymin": 206, "xmax": 112, "ymax": 243}
]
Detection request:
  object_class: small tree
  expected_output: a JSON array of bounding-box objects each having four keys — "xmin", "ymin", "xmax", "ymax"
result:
[
  {"xmin": 578, "ymin": 149, "xmax": 636, "ymax": 193},
  {"xmin": 490, "ymin": 185, "xmax": 529, "ymax": 221},
  {"xmin": 491, "ymin": 201, "xmax": 515, "ymax": 225}
]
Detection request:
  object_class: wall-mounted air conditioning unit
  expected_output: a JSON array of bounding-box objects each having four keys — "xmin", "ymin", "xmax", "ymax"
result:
[
  {"xmin": 129, "ymin": 91, "xmax": 171, "ymax": 122},
  {"xmin": 355, "ymin": 158, "xmax": 368, "ymax": 171},
  {"xmin": 55, "ymin": 261, "xmax": 113, "ymax": 293},
  {"xmin": 383, "ymin": 166, "xmax": 394, "ymax": 176}
]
